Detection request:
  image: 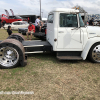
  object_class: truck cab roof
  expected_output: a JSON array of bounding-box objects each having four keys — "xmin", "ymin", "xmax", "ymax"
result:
[{"xmin": 50, "ymin": 8, "xmax": 79, "ymax": 13}]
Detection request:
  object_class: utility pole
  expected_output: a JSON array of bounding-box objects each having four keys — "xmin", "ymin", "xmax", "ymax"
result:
[
  {"xmin": 40, "ymin": 0, "xmax": 41, "ymax": 20},
  {"xmin": 41, "ymin": 12, "xmax": 43, "ymax": 18}
]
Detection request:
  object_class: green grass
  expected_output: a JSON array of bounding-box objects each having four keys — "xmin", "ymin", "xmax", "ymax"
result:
[{"xmin": 0, "ymin": 29, "xmax": 100, "ymax": 100}]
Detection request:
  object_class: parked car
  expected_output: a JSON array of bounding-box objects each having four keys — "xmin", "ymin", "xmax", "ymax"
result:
[
  {"xmin": 93, "ymin": 21, "xmax": 99, "ymax": 26},
  {"xmin": 4, "ymin": 21, "xmax": 29, "ymax": 30},
  {"xmin": 1, "ymin": 9, "xmax": 27, "ymax": 24},
  {"xmin": 1, "ymin": 15, "xmax": 27, "ymax": 24},
  {"xmin": 18, "ymin": 27, "xmax": 28, "ymax": 35},
  {"xmin": 93, "ymin": 20, "xmax": 100, "ymax": 26}
]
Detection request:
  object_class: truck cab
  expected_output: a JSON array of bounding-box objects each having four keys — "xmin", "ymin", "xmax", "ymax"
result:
[{"xmin": 47, "ymin": 8, "xmax": 100, "ymax": 62}]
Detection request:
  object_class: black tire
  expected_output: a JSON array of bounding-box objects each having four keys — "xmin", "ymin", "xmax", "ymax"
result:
[
  {"xmin": 0, "ymin": 39, "xmax": 25, "ymax": 69},
  {"xmin": 22, "ymin": 33, "xmax": 26, "ymax": 35},
  {"xmin": 13, "ymin": 33, "xmax": 26, "ymax": 40},
  {"xmin": 88, "ymin": 42, "xmax": 100, "ymax": 63},
  {"xmin": 7, "ymin": 33, "xmax": 26, "ymax": 43}
]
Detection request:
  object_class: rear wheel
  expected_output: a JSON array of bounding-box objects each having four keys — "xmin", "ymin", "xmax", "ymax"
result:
[
  {"xmin": 0, "ymin": 47, "xmax": 19, "ymax": 68},
  {"xmin": 0, "ymin": 39, "xmax": 26, "ymax": 69},
  {"xmin": 88, "ymin": 43, "xmax": 100, "ymax": 63}
]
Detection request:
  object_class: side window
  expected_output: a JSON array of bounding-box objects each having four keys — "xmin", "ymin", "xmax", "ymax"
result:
[
  {"xmin": 13, "ymin": 22, "xmax": 17, "ymax": 25},
  {"xmin": 48, "ymin": 14, "xmax": 54, "ymax": 23},
  {"xmin": 13, "ymin": 22, "xmax": 20, "ymax": 25},
  {"xmin": 20, "ymin": 22, "xmax": 23, "ymax": 25},
  {"xmin": 79, "ymin": 14, "xmax": 85, "ymax": 27},
  {"xmin": 16, "ymin": 22, "xmax": 20, "ymax": 25},
  {"xmin": 60, "ymin": 13, "xmax": 78, "ymax": 27}
]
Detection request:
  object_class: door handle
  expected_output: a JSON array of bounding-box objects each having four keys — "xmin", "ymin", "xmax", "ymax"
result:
[
  {"xmin": 59, "ymin": 31, "xmax": 64, "ymax": 33},
  {"xmin": 71, "ymin": 28, "xmax": 78, "ymax": 30}
]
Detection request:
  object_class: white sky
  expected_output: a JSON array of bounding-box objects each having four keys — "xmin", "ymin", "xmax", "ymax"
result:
[{"xmin": 0, "ymin": 0, "xmax": 100, "ymax": 17}]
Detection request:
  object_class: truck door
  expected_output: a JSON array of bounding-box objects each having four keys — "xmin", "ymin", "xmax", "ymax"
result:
[{"xmin": 57, "ymin": 13, "xmax": 83, "ymax": 50}]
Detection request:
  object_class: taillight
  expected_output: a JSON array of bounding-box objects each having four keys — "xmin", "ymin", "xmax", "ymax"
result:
[{"xmin": 45, "ymin": 29, "xmax": 47, "ymax": 34}]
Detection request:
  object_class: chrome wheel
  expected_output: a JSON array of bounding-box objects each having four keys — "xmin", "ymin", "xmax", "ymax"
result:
[
  {"xmin": 0, "ymin": 47, "xmax": 19, "ymax": 67},
  {"xmin": 92, "ymin": 45, "xmax": 100, "ymax": 62}
]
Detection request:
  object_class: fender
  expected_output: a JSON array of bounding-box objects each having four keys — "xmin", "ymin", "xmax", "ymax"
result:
[
  {"xmin": 2, "ymin": 14, "xmax": 8, "ymax": 18},
  {"xmin": 81, "ymin": 37, "xmax": 100, "ymax": 60}
]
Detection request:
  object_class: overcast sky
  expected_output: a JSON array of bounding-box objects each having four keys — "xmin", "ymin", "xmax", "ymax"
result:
[{"xmin": 0, "ymin": 0, "xmax": 100, "ymax": 17}]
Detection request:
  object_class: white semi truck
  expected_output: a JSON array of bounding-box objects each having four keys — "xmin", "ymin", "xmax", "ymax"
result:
[{"xmin": 0, "ymin": 8, "xmax": 100, "ymax": 69}]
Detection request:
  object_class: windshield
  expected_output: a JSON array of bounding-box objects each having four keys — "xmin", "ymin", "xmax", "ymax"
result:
[
  {"xmin": 23, "ymin": 21, "xmax": 28, "ymax": 24},
  {"xmin": 60, "ymin": 13, "xmax": 78, "ymax": 27},
  {"xmin": 15, "ymin": 16, "xmax": 22, "ymax": 19},
  {"xmin": 79, "ymin": 14, "xmax": 85, "ymax": 27}
]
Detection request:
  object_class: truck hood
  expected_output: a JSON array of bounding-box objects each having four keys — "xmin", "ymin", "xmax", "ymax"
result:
[{"xmin": 87, "ymin": 26, "xmax": 100, "ymax": 38}]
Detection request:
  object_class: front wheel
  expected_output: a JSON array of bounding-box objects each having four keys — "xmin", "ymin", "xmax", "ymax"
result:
[{"xmin": 88, "ymin": 43, "xmax": 100, "ymax": 63}]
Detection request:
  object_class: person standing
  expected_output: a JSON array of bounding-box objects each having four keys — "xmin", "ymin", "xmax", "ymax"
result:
[
  {"xmin": 89, "ymin": 18, "xmax": 94, "ymax": 26},
  {"xmin": 7, "ymin": 26, "xmax": 12, "ymax": 36},
  {"xmin": 87, "ymin": 21, "xmax": 89, "ymax": 25},
  {"xmin": 35, "ymin": 16, "xmax": 43, "ymax": 32},
  {"xmin": 26, "ymin": 22, "xmax": 35, "ymax": 40}
]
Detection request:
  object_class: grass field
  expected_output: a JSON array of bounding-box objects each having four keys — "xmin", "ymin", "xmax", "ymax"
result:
[{"xmin": 0, "ymin": 29, "xmax": 100, "ymax": 100}]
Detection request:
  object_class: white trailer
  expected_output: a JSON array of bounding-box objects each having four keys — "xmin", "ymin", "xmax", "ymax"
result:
[{"xmin": 0, "ymin": 8, "xmax": 100, "ymax": 69}]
